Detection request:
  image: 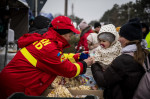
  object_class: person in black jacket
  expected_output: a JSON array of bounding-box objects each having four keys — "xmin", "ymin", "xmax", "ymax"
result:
[
  {"xmin": 91, "ymin": 18, "xmax": 149, "ymax": 99},
  {"xmin": 29, "ymin": 15, "xmax": 51, "ymax": 35}
]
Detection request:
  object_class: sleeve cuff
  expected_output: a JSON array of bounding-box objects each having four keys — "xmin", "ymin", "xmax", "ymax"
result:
[{"xmin": 80, "ymin": 61, "xmax": 87, "ymax": 74}]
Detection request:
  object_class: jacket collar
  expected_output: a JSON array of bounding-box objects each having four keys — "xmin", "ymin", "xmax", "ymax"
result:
[
  {"xmin": 121, "ymin": 39, "xmax": 148, "ymax": 54},
  {"xmin": 121, "ymin": 44, "xmax": 137, "ymax": 53},
  {"xmin": 43, "ymin": 28, "xmax": 70, "ymax": 49}
]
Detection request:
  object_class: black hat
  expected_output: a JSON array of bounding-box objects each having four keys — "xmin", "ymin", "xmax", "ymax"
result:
[
  {"xmin": 33, "ymin": 16, "xmax": 51, "ymax": 29},
  {"xmin": 94, "ymin": 22, "xmax": 101, "ymax": 29},
  {"xmin": 119, "ymin": 18, "xmax": 142, "ymax": 41},
  {"xmin": 54, "ymin": 29, "xmax": 72, "ymax": 35}
]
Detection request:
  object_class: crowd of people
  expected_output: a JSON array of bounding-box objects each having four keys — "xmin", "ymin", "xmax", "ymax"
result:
[{"xmin": 0, "ymin": 14, "xmax": 150, "ymax": 99}]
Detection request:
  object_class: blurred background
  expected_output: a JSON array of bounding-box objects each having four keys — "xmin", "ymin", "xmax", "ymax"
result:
[
  {"xmin": 41, "ymin": 0, "xmax": 150, "ymax": 27},
  {"xmin": 1, "ymin": 0, "xmax": 150, "ymax": 40}
]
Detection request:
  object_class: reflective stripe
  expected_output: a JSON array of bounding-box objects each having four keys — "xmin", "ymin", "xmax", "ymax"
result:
[
  {"xmin": 20, "ymin": 47, "xmax": 37, "ymax": 67},
  {"xmin": 68, "ymin": 53, "xmax": 76, "ymax": 63},
  {"xmin": 73, "ymin": 63, "xmax": 81, "ymax": 77}
]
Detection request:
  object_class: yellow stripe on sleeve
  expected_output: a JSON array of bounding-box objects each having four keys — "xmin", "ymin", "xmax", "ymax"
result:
[
  {"xmin": 73, "ymin": 63, "xmax": 81, "ymax": 77},
  {"xmin": 20, "ymin": 47, "xmax": 37, "ymax": 67}
]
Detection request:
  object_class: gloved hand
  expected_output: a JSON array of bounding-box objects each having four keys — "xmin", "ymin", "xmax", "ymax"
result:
[{"xmin": 79, "ymin": 52, "xmax": 89, "ymax": 60}]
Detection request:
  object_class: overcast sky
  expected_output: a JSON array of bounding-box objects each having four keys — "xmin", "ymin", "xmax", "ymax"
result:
[{"xmin": 41, "ymin": 0, "xmax": 136, "ymax": 23}]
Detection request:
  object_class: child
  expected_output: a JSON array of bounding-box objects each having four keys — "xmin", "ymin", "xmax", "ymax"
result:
[
  {"xmin": 87, "ymin": 32, "xmax": 99, "ymax": 56},
  {"xmin": 94, "ymin": 24, "xmax": 122, "ymax": 70},
  {"xmin": 87, "ymin": 22, "xmax": 101, "ymax": 55}
]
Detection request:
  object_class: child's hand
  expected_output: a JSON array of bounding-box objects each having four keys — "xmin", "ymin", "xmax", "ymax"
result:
[{"xmin": 91, "ymin": 57, "xmax": 95, "ymax": 63}]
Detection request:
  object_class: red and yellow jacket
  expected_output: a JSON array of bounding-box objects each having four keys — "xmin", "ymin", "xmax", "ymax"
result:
[{"xmin": 0, "ymin": 28, "xmax": 87, "ymax": 99}]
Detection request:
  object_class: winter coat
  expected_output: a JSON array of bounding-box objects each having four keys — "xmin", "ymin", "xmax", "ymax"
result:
[
  {"xmin": 91, "ymin": 53, "xmax": 145, "ymax": 99},
  {"xmin": 76, "ymin": 26, "xmax": 93, "ymax": 51},
  {"xmin": 0, "ymin": 28, "xmax": 87, "ymax": 99}
]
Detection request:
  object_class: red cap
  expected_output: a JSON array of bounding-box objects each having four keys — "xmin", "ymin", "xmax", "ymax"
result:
[{"xmin": 51, "ymin": 16, "xmax": 80, "ymax": 34}]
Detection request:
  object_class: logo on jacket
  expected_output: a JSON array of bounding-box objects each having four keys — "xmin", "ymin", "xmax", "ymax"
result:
[{"xmin": 60, "ymin": 54, "xmax": 66, "ymax": 62}]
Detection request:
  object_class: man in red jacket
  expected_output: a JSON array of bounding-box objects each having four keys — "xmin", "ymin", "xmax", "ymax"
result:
[{"xmin": 0, "ymin": 16, "xmax": 93, "ymax": 99}]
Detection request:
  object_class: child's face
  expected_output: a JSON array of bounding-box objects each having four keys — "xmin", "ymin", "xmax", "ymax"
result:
[{"xmin": 99, "ymin": 39, "xmax": 111, "ymax": 48}]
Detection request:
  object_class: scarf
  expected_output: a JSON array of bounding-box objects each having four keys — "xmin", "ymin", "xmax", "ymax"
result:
[{"xmin": 94, "ymin": 41, "xmax": 122, "ymax": 69}]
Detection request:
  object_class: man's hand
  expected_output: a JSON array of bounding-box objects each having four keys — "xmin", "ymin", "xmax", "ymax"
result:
[{"xmin": 83, "ymin": 57, "xmax": 94, "ymax": 67}]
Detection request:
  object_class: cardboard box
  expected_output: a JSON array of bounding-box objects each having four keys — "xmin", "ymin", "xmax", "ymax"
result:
[
  {"xmin": 42, "ymin": 89, "xmax": 103, "ymax": 99},
  {"xmin": 69, "ymin": 89, "xmax": 103, "ymax": 99}
]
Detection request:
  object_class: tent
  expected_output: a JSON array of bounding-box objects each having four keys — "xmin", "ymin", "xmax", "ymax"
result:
[
  {"xmin": 0, "ymin": 0, "xmax": 29, "ymax": 67},
  {"xmin": 0, "ymin": 0, "xmax": 29, "ymax": 40}
]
